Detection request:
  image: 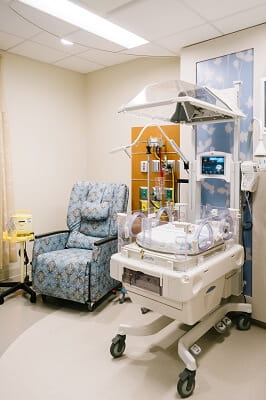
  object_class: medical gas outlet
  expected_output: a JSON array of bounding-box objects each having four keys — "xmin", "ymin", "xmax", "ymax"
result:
[{"xmin": 140, "ymin": 160, "xmax": 148, "ymax": 173}]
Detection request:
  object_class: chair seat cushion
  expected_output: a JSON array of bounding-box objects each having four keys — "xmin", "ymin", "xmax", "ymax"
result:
[{"xmin": 33, "ymin": 248, "xmax": 92, "ymax": 303}]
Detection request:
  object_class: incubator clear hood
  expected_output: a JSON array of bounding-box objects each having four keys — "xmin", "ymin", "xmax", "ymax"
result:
[{"xmin": 118, "ymin": 80, "xmax": 245, "ymax": 124}]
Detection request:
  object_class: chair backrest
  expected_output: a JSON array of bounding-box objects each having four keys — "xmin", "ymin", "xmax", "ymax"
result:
[{"xmin": 66, "ymin": 181, "xmax": 128, "ymax": 249}]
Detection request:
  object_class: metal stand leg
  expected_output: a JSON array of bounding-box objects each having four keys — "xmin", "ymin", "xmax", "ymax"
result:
[
  {"xmin": 117, "ymin": 315, "xmax": 174, "ymax": 336},
  {"xmin": 178, "ymin": 302, "xmax": 252, "ymax": 371},
  {"xmin": 0, "ymin": 241, "xmax": 36, "ymax": 305}
]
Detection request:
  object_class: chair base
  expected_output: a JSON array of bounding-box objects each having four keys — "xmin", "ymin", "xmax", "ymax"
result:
[{"xmin": 0, "ymin": 280, "xmax": 36, "ymax": 305}]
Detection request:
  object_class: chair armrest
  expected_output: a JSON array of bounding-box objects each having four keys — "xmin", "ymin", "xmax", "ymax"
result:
[
  {"xmin": 93, "ymin": 235, "xmax": 117, "ymax": 246},
  {"xmin": 34, "ymin": 230, "xmax": 70, "ymax": 239},
  {"xmin": 32, "ymin": 230, "xmax": 70, "ymax": 270}
]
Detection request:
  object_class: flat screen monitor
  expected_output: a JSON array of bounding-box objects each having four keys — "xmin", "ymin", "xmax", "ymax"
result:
[{"xmin": 201, "ymin": 156, "xmax": 225, "ymax": 176}]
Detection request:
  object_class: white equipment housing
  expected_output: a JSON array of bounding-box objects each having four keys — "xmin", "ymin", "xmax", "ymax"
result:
[
  {"xmin": 112, "ymin": 207, "xmax": 243, "ymax": 324},
  {"xmin": 111, "ymin": 242, "xmax": 243, "ymax": 325}
]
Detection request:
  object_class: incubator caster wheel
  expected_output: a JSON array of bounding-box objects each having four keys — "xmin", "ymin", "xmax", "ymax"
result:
[
  {"xmin": 236, "ymin": 313, "xmax": 251, "ymax": 331},
  {"xmin": 214, "ymin": 320, "xmax": 227, "ymax": 333},
  {"xmin": 30, "ymin": 293, "xmax": 37, "ymax": 303},
  {"xmin": 110, "ymin": 334, "xmax": 126, "ymax": 358},
  {"xmin": 177, "ymin": 369, "xmax": 196, "ymax": 398},
  {"xmin": 0, "ymin": 295, "xmax": 4, "ymax": 305}
]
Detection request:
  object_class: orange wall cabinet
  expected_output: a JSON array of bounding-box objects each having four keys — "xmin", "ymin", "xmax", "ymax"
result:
[{"xmin": 131, "ymin": 125, "xmax": 180, "ymax": 212}]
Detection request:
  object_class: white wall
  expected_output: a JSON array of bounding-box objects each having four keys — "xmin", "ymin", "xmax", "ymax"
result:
[
  {"xmin": 85, "ymin": 57, "xmax": 180, "ymax": 201},
  {"xmin": 2, "ymin": 53, "xmax": 87, "ymax": 235},
  {"xmin": 180, "ymin": 24, "xmax": 266, "ymax": 168}
]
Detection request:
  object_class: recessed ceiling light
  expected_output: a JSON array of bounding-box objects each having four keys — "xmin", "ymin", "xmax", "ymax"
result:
[
  {"xmin": 17, "ymin": 0, "xmax": 149, "ymax": 49},
  {"xmin": 60, "ymin": 38, "xmax": 73, "ymax": 46}
]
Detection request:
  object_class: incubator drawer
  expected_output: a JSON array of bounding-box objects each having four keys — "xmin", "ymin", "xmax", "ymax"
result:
[{"xmin": 122, "ymin": 268, "xmax": 162, "ymax": 295}]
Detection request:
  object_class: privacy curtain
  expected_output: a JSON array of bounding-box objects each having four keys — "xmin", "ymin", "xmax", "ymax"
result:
[{"xmin": 0, "ymin": 55, "xmax": 16, "ymax": 268}]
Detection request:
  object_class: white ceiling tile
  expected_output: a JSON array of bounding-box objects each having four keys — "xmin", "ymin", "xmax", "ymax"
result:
[
  {"xmin": 108, "ymin": 0, "xmax": 205, "ymax": 41},
  {"xmin": 65, "ymin": 30, "xmax": 125, "ymax": 52},
  {"xmin": 0, "ymin": 30, "xmax": 24, "ymax": 50},
  {"xmin": 156, "ymin": 23, "xmax": 221, "ymax": 52},
  {"xmin": 121, "ymin": 42, "xmax": 178, "ymax": 57},
  {"xmin": 54, "ymin": 56, "xmax": 103, "ymax": 73},
  {"xmin": 31, "ymin": 32, "xmax": 87, "ymax": 56},
  {"xmin": 10, "ymin": 40, "xmax": 66, "ymax": 63},
  {"xmin": 0, "ymin": 1, "xmax": 41, "ymax": 38},
  {"xmin": 11, "ymin": 1, "xmax": 78, "ymax": 37},
  {"xmin": 80, "ymin": 49, "xmax": 137, "ymax": 66},
  {"xmin": 183, "ymin": 0, "xmax": 266, "ymax": 21},
  {"xmin": 213, "ymin": 5, "xmax": 266, "ymax": 34},
  {"xmin": 72, "ymin": 0, "xmax": 133, "ymax": 15}
]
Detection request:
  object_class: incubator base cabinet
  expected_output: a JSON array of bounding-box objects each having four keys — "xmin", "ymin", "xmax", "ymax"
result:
[{"xmin": 109, "ymin": 207, "xmax": 252, "ymax": 398}]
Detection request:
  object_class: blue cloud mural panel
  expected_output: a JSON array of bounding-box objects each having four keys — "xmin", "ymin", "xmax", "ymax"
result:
[{"xmin": 196, "ymin": 49, "xmax": 254, "ymax": 296}]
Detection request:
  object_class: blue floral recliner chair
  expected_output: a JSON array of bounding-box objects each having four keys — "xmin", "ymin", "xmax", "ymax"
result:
[{"xmin": 32, "ymin": 181, "xmax": 128, "ymax": 310}]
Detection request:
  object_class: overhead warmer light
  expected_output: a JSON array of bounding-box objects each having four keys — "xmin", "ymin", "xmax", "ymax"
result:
[
  {"xmin": 17, "ymin": 0, "xmax": 148, "ymax": 49},
  {"xmin": 118, "ymin": 80, "xmax": 245, "ymax": 125}
]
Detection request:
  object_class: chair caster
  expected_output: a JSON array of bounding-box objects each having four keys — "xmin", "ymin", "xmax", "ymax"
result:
[
  {"xmin": 0, "ymin": 295, "xmax": 4, "ymax": 305},
  {"xmin": 177, "ymin": 369, "xmax": 196, "ymax": 398},
  {"xmin": 236, "ymin": 313, "xmax": 251, "ymax": 331},
  {"xmin": 86, "ymin": 302, "xmax": 95, "ymax": 312},
  {"xmin": 110, "ymin": 334, "xmax": 126, "ymax": 358}
]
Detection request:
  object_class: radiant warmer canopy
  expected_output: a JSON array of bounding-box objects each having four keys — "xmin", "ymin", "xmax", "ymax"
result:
[{"xmin": 118, "ymin": 80, "xmax": 245, "ymax": 124}]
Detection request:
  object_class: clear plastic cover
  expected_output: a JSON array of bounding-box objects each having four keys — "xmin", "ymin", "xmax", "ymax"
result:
[
  {"xmin": 117, "ymin": 205, "xmax": 240, "ymax": 258},
  {"xmin": 118, "ymin": 80, "xmax": 245, "ymax": 124}
]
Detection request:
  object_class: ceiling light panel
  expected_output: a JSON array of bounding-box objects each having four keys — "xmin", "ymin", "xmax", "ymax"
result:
[
  {"xmin": 17, "ymin": 0, "xmax": 148, "ymax": 48},
  {"xmin": 72, "ymin": 0, "xmax": 133, "ymax": 15},
  {"xmin": 65, "ymin": 30, "xmax": 125, "ymax": 52},
  {"xmin": 13, "ymin": 0, "xmax": 78, "ymax": 36}
]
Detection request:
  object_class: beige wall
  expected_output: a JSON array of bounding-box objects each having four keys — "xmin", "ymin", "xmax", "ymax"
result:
[
  {"xmin": 180, "ymin": 24, "xmax": 266, "ymax": 170},
  {"xmin": 85, "ymin": 57, "xmax": 180, "ymax": 203},
  {"xmin": 2, "ymin": 53, "xmax": 87, "ymax": 235}
]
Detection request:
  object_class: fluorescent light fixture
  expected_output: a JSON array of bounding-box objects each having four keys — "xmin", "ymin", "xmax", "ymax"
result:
[
  {"xmin": 60, "ymin": 38, "xmax": 73, "ymax": 46},
  {"xmin": 17, "ymin": 0, "xmax": 149, "ymax": 49}
]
